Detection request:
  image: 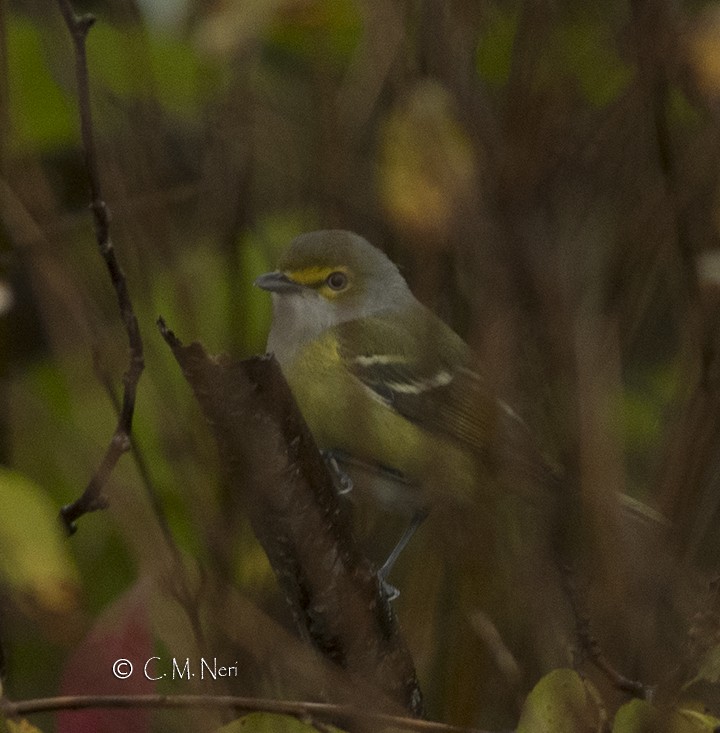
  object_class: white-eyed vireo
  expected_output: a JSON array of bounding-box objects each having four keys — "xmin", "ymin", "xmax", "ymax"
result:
[
  {"xmin": 255, "ymin": 232, "xmax": 672, "ymax": 725},
  {"xmin": 255, "ymin": 230, "xmax": 557, "ymax": 516},
  {"xmin": 255, "ymin": 230, "xmax": 568, "ymax": 725}
]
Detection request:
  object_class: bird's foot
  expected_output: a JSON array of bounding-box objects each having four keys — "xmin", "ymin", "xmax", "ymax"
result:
[{"xmin": 322, "ymin": 450, "xmax": 354, "ymax": 494}]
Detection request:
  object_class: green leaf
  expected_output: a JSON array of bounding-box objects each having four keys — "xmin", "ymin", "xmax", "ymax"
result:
[
  {"xmin": 613, "ymin": 700, "xmax": 663, "ymax": 733},
  {"xmin": 613, "ymin": 699, "xmax": 720, "ymax": 732},
  {"xmin": 0, "ymin": 467, "xmax": 80, "ymax": 613},
  {"xmin": 516, "ymin": 668, "xmax": 604, "ymax": 733},
  {"xmin": 687, "ymin": 641, "xmax": 720, "ymax": 688}
]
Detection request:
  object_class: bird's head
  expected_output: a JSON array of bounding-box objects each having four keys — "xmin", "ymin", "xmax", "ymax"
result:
[{"xmin": 255, "ymin": 231, "xmax": 414, "ymax": 338}]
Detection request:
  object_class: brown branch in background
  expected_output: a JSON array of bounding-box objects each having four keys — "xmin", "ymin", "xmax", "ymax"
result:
[
  {"xmin": 54, "ymin": 0, "xmax": 144, "ymax": 534},
  {"xmin": 0, "ymin": 693, "xmax": 488, "ymax": 733},
  {"xmin": 158, "ymin": 319, "xmax": 423, "ymax": 717}
]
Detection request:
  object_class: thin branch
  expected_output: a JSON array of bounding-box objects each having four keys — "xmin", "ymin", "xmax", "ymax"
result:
[
  {"xmin": 562, "ymin": 565, "xmax": 651, "ymax": 700},
  {"xmin": 0, "ymin": 693, "xmax": 491, "ymax": 733},
  {"xmin": 54, "ymin": 0, "xmax": 145, "ymax": 533}
]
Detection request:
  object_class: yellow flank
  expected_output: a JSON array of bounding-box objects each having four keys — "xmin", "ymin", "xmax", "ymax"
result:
[
  {"xmin": 285, "ymin": 265, "xmax": 348, "ymax": 287},
  {"xmin": 284, "ymin": 330, "xmax": 479, "ymax": 503}
]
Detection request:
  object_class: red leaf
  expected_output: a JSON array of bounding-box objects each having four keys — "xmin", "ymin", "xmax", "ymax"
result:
[{"xmin": 57, "ymin": 583, "xmax": 154, "ymax": 733}]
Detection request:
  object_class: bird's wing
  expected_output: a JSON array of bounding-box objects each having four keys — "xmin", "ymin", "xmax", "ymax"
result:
[
  {"xmin": 334, "ymin": 309, "xmax": 511, "ymax": 455},
  {"xmin": 335, "ymin": 308, "xmax": 562, "ymax": 501}
]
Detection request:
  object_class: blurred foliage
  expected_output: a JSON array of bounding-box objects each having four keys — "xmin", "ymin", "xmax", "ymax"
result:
[
  {"xmin": 6, "ymin": 16, "xmax": 77, "ymax": 152},
  {"xmin": 0, "ymin": 467, "xmax": 79, "ymax": 614},
  {"xmin": 0, "ymin": 720, "xmax": 44, "ymax": 733},
  {"xmin": 1, "ymin": 0, "xmax": 720, "ymax": 730},
  {"xmin": 612, "ymin": 699, "xmax": 720, "ymax": 732}
]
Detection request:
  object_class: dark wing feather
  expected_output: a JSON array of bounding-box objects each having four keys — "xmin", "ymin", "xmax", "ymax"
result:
[{"xmin": 334, "ymin": 308, "xmax": 506, "ymax": 453}]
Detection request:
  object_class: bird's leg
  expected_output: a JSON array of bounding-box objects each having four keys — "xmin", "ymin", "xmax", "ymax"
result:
[
  {"xmin": 378, "ymin": 507, "xmax": 430, "ymax": 590},
  {"xmin": 322, "ymin": 450, "xmax": 425, "ymax": 599},
  {"xmin": 322, "ymin": 450, "xmax": 354, "ymax": 494}
]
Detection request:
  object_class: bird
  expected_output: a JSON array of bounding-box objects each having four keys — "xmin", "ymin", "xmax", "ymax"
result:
[
  {"xmin": 254, "ymin": 231, "xmax": 688, "ymax": 728},
  {"xmin": 254, "ymin": 229, "xmax": 571, "ymax": 726}
]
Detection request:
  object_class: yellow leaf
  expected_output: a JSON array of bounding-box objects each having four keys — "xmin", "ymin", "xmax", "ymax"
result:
[
  {"xmin": 0, "ymin": 467, "xmax": 80, "ymax": 613},
  {"xmin": 686, "ymin": 7, "xmax": 720, "ymax": 101},
  {"xmin": 517, "ymin": 668, "xmax": 604, "ymax": 733},
  {"xmin": 378, "ymin": 80, "xmax": 476, "ymax": 243},
  {"xmin": 1, "ymin": 718, "xmax": 45, "ymax": 733}
]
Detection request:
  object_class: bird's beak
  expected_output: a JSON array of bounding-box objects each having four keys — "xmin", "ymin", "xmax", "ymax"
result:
[{"xmin": 254, "ymin": 271, "xmax": 301, "ymax": 293}]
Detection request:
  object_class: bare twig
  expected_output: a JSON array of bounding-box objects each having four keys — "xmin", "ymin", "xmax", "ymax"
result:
[
  {"xmin": 54, "ymin": 0, "xmax": 144, "ymax": 533},
  {"xmin": 562, "ymin": 565, "xmax": 651, "ymax": 700},
  {"xmin": 0, "ymin": 693, "xmax": 490, "ymax": 733}
]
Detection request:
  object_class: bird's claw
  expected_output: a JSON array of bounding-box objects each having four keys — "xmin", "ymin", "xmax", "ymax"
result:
[{"xmin": 322, "ymin": 451, "xmax": 354, "ymax": 494}]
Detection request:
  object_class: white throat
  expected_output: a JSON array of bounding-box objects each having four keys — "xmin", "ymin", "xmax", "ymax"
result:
[{"xmin": 266, "ymin": 292, "xmax": 337, "ymax": 366}]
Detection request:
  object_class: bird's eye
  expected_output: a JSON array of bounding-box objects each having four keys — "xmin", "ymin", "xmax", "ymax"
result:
[{"xmin": 326, "ymin": 271, "xmax": 348, "ymax": 291}]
